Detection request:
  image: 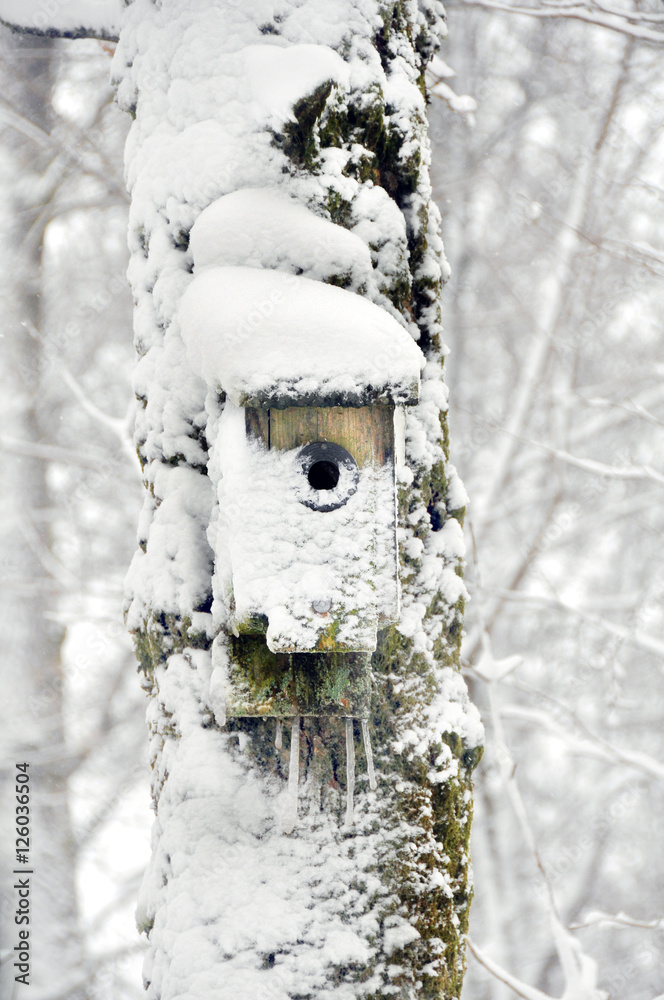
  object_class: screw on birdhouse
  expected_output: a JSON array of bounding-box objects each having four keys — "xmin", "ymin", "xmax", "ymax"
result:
[{"xmin": 344, "ymin": 717, "xmax": 355, "ymax": 828}]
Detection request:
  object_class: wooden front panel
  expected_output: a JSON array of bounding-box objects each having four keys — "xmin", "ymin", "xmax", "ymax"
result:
[
  {"xmin": 246, "ymin": 405, "xmax": 394, "ymax": 466},
  {"xmin": 244, "ymin": 406, "xmax": 269, "ymax": 443}
]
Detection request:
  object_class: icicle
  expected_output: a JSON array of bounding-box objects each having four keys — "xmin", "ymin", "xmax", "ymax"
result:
[
  {"xmin": 361, "ymin": 719, "xmax": 377, "ymax": 790},
  {"xmin": 344, "ymin": 717, "xmax": 355, "ymax": 828},
  {"xmin": 275, "ymin": 719, "xmax": 283, "ymax": 750},
  {"xmin": 283, "ymin": 716, "xmax": 300, "ymax": 834}
]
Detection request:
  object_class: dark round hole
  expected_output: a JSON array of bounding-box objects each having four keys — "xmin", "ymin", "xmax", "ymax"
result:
[
  {"xmin": 308, "ymin": 459, "xmax": 340, "ymax": 491},
  {"xmin": 298, "ymin": 442, "xmax": 359, "ymax": 511}
]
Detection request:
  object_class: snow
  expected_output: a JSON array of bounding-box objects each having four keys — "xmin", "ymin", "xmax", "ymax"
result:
[
  {"xmin": 190, "ymin": 188, "xmax": 373, "ymax": 290},
  {"xmin": 178, "ymin": 266, "xmax": 424, "ymax": 406},
  {"xmin": 0, "ymin": 0, "xmax": 122, "ymax": 38},
  {"xmin": 243, "ymin": 43, "xmax": 351, "ymax": 126},
  {"xmin": 446, "ymin": 462, "xmax": 469, "ymax": 510},
  {"xmin": 383, "ymin": 916, "xmax": 421, "ymax": 956},
  {"xmin": 124, "ymin": 464, "xmax": 214, "ymax": 631}
]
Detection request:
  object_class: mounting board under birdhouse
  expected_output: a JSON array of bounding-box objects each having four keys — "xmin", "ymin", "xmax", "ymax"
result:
[{"xmin": 218, "ymin": 635, "xmax": 373, "ymax": 719}]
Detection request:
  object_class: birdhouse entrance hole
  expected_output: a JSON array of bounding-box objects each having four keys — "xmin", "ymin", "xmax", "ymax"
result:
[
  {"xmin": 297, "ymin": 441, "xmax": 359, "ymax": 511},
  {"xmin": 309, "ymin": 460, "xmax": 339, "ymax": 491}
]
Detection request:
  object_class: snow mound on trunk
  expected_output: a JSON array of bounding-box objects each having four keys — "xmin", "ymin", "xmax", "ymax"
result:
[{"xmin": 189, "ymin": 188, "xmax": 373, "ymax": 290}]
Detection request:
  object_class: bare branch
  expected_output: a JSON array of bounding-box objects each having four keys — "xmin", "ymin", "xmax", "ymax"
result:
[
  {"xmin": 570, "ymin": 911, "xmax": 664, "ymax": 931},
  {"xmin": 467, "ymin": 938, "xmax": 555, "ymax": 1000},
  {"xmin": 448, "ymin": 0, "xmax": 664, "ymax": 44},
  {"xmin": 0, "ymin": 1, "xmax": 121, "ymax": 42},
  {"xmin": 492, "ymin": 588, "xmax": 664, "ymax": 659},
  {"xmin": 0, "ymin": 433, "xmax": 107, "ymax": 468}
]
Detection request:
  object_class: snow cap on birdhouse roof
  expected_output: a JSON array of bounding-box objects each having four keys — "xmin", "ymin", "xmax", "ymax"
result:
[{"xmin": 178, "ymin": 266, "xmax": 424, "ymax": 408}]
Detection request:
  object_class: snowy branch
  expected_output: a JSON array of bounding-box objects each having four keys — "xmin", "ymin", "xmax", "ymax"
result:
[
  {"xmin": 529, "ymin": 442, "xmax": 664, "ymax": 486},
  {"xmin": 462, "ymin": 406, "xmax": 664, "ymax": 494},
  {"xmin": 25, "ymin": 942, "xmax": 147, "ymax": 1000},
  {"xmin": 448, "ymin": 0, "xmax": 664, "ymax": 44},
  {"xmin": 426, "ymin": 57, "xmax": 477, "ymax": 123},
  {"xmin": 470, "ymin": 675, "xmax": 611, "ymax": 997},
  {"xmin": 0, "ymin": 0, "xmax": 121, "ymax": 41},
  {"xmin": 569, "ymin": 911, "xmax": 664, "ymax": 932},
  {"xmin": 570, "ymin": 383, "xmax": 664, "ymax": 444},
  {"xmin": 59, "ymin": 365, "xmax": 138, "ymax": 466},
  {"xmin": 0, "ymin": 433, "xmax": 108, "ymax": 468},
  {"xmin": 19, "ymin": 514, "xmax": 79, "ymax": 589},
  {"xmin": 473, "ymin": 111, "xmax": 603, "ymax": 527},
  {"xmin": 467, "ymin": 938, "xmax": 555, "ymax": 1000},
  {"xmin": 0, "ymin": 103, "xmax": 129, "ymax": 200},
  {"xmin": 492, "ymin": 588, "xmax": 664, "ymax": 660},
  {"xmin": 0, "ymin": 105, "xmax": 51, "ymax": 147},
  {"xmin": 580, "ymin": 394, "xmax": 664, "ymax": 430},
  {"xmin": 502, "ymin": 703, "xmax": 664, "ymax": 782}
]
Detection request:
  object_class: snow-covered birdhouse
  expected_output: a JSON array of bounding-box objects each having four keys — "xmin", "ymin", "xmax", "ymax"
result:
[{"xmin": 177, "ymin": 190, "xmax": 425, "ymax": 720}]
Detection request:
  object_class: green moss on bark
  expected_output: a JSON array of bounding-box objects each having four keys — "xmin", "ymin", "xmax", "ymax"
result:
[
  {"xmin": 132, "ymin": 612, "xmax": 210, "ymax": 685},
  {"xmin": 367, "ymin": 628, "xmax": 479, "ymax": 996}
]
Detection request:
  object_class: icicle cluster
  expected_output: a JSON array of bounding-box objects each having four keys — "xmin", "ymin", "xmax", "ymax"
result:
[{"xmin": 114, "ymin": 1, "xmax": 483, "ymax": 997}]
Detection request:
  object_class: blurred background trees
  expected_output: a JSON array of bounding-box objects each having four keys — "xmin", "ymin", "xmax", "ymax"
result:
[
  {"xmin": 1, "ymin": 5, "xmax": 663, "ymax": 999},
  {"xmin": 0, "ymin": 28, "xmax": 146, "ymax": 1000},
  {"xmin": 430, "ymin": 8, "xmax": 664, "ymax": 999}
]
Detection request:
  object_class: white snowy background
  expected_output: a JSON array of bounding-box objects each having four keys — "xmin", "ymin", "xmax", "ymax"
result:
[{"xmin": 0, "ymin": 4, "xmax": 663, "ymax": 1000}]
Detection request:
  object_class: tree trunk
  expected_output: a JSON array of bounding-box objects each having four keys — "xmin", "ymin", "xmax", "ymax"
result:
[{"xmin": 114, "ymin": 2, "xmax": 482, "ymax": 997}]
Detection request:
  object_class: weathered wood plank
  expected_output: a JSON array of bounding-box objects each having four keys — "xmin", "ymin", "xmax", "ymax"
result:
[
  {"xmin": 245, "ymin": 406, "xmax": 269, "ymax": 444},
  {"xmin": 269, "ymin": 405, "xmax": 394, "ymax": 467}
]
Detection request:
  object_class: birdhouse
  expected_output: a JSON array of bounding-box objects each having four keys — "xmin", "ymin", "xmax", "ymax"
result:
[{"xmin": 178, "ymin": 237, "xmax": 424, "ymax": 722}]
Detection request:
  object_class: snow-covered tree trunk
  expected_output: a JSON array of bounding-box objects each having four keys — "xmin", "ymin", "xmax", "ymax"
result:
[
  {"xmin": 0, "ymin": 31, "xmax": 86, "ymax": 999},
  {"xmin": 112, "ymin": 2, "xmax": 482, "ymax": 997}
]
